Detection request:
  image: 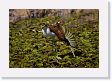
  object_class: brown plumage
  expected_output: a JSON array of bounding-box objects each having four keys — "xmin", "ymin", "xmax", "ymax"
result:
[{"xmin": 48, "ymin": 22, "xmax": 65, "ymax": 41}]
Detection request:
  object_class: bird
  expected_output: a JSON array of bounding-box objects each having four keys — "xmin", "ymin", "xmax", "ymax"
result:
[{"xmin": 40, "ymin": 21, "xmax": 75, "ymax": 57}]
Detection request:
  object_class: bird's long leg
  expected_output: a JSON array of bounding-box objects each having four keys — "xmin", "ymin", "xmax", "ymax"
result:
[{"xmin": 69, "ymin": 46, "xmax": 75, "ymax": 57}]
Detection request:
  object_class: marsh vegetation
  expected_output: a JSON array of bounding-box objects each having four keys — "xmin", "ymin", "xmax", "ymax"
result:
[{"xmin": 9, "ymin": 9, "xmax": 99, "ymax": 68}]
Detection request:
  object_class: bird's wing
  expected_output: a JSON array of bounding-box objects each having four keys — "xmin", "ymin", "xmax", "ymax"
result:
[
  {"xmin": 62, "ymin": 26, "xmax": 75, "ymax": 47},
  {"xmin": 48, "ymin": 24, "xmax": 65, "ymax": 40}
]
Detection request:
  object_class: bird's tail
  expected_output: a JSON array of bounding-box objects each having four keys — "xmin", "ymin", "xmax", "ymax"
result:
[
  {"xmin": 62, "ymin": 26, "xmax": 75, "ymax": 47},
  {"xmin": 62, "ymin": 26, "xmax": 75, "ymax": 57}
]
